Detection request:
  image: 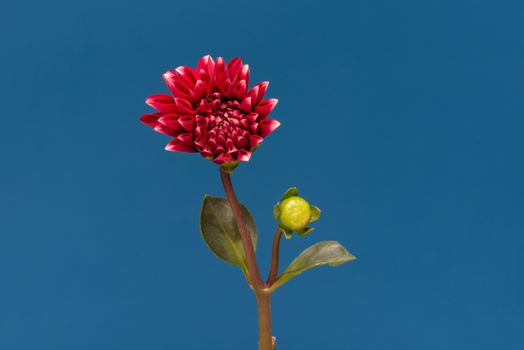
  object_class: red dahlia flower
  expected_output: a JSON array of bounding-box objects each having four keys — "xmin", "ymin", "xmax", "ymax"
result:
[{"xmin": 140, "ymin": 55, "xmax": 280, "ymax": 170}]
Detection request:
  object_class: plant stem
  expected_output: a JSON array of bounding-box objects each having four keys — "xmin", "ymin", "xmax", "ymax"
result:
[
  {"xmin": 219, "ymin": 169, "xmax": 264, "ymax": 290},
  {"xmin": 219, "ymin": 169, "xmax": 274, "ymax": 350},
  {"xmin": 256, "ymin": 291, "xmax": 274, "ymax": 350},
  {"xmin": 266, "ymin": 229, "xmax": 283, "ymax": 285}
]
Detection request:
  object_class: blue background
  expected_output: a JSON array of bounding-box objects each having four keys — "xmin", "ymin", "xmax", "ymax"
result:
[{"xmin": 1, "ymin": 0, "xmax": 523, "ymax": 349}]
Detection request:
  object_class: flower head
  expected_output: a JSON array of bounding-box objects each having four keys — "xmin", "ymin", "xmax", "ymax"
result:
[{"xmin": 140, "ymin": 55, "xmax": 280, "ymax": 170}]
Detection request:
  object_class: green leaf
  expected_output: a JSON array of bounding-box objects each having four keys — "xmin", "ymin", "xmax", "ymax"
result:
[
  {"xmin": 200, "ymin": 195, "xmax": 257, "ymax": 270},
  {"xmin": 271, "ymin": 241, "xmax": 355, "ymax": 290},
  {"xmin": 310, "ymin": 206, "xmax": 321, "ymax": 222},
  {"xmin": 280, "ymin": 187, "xmax": 299, "ymax": 202}
]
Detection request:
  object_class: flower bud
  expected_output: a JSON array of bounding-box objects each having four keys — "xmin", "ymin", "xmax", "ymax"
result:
[
  {"xmin": 273, "ymin": 187, "xmax": 321, "ymax": 238},
  {"xmin": 279, "ymin": 196, "xmax": 312, "ymax": 231}
]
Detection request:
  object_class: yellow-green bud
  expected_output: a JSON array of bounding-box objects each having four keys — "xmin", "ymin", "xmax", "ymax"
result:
[{"xmin": 279, "ymin": 196, "xmax": 312, "ymax": 231}]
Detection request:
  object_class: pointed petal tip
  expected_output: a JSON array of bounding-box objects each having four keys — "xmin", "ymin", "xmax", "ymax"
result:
[
  {"xmin": 259, "ymin": 118, "xmax": 281, "ymax": 137},
  {"xmin": 254, "ymin": 98, "xmax": 279, "ymax": 118},
  {"xmin": 237, "ymin": 150, "xmax": 252, "ymax": 162},
  {"xmin": 165, "ymin": 139, "xmax": 197, "ymax": 153},
  {"xmin": 146, "ymin": 94, "xmax": 180, "ymax": 113},
  {"xmin": 162, "ymin": 69, "xmax": 176, "ymax": 79},
  {"xmin": 140, "ymin": 113, "xmax": 160, "ymax": 126}
]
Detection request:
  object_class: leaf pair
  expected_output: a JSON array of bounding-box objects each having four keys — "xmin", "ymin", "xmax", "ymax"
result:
[{"xmin": 200, "ymin": 195, "xmax": 355, "ymax": 290}]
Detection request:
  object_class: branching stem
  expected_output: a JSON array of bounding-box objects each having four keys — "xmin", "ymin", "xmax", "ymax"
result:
[{"xmin": 219, "ymin": 169, "xmax": 274, "ymax": 350}]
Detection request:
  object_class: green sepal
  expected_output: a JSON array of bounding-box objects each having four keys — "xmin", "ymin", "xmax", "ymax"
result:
[
  {"xmin": 200, "ymin": 195, "xmax": 257, "ymax": 269},
  {"xmin": 278, "ymin": 224, "xmax": 293, "ymax": 239},
  {"xmin": 273, "ymin": 203, "xmax": 281, "ymax": 220},
  {"xmin": 220, "ymin": 161, "xmax": 240, "ymax": 173},
  {"xmin": 270, "ymin": 241, "xmax": 355, "ymax": 290},
  {"xmin": 279, "ymin": 187, "xmax": 299, "ymax": 202},
  {"xmin": 310, "ymin": 206, "xmax": 321, "ymax": 222},
  {"xmin": 296, "ymin": 226, "xmax": 315, "ymax": 237}
]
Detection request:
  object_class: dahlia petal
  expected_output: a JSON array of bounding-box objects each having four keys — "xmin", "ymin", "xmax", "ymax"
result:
[
  {"xmin": 165, "ymin": 138, "xmax": 196, "ymax": 153},
  {"xmin": 196, "ymin": 100, "xmax": 212, "ymax": 114},
  {"xmin": 177, "ymin": 133, "xmax": 194, "ymax": 146},
  {"xmin": 173, "ymin": 73, "xmax": 195, "ymax": 92},
  {"xmin": 248, "ymin": 81, "xmax": 269, "ymax": 106},
  {"xmin": 246, "ymin": 113, "xmax": 258, "ymax": 123},
  {"xmin": 214, "ymin": 57, "xmax": 226, "ymax": 91},
  {"xmin": 199, "ymin": 69, "xmax": 211, "ymax": 84},
  {"xmin": 200, "ymin": 147, "xmax": 214, "ymax": 159},
  {"xmin": 194, "ymin": 138, "xmax": 204, "ymax": 149},
  {"xmin": 239, "ymin": 64, "xmax": 250, "ymax": 86},
  {"xmin": 234, "ymin": 80, "xmax": 247, "ymax": 99},
  {"xmin": 237, "ymin": 136, "xmax": 249, "ymax": 149},
  {"xmin": 240, "ymin": 118, "xmax": 250, "ymax": 129},
  {"xmin": 226, "ymin": 141, "xmax": 238, "ymax": 155},
  {"xmin": 175, "ymin": 66, "xmax": 198, "ymax": 84},
  {"xmin": 154, "ymin": 124, "xmax": 179, "ymax": 137},
  {"xmin": 178, "ymin": 116, "xmax": 195, "ymax": 131},
  {"xmin": 174, "ymin": 98, "xmax": 194, "ymax": 115},
  {"xmin": 194, "ymin": 125, "xmax": 203, "ymax": 138},
  {"xmin": 214, "ymin": 151, "xmax": 238, "ymax": 164},
  {"xmin": 255, "ymin": 81, "xmax": 269, "ymax": 104},
  {"xmin": 222, "ymin": 79, "xmax": 232, "ymax": 98},
  {"xmin": 227, "ymin": 57, "xmax": 242, "ymax": 81},
  {"xmin": 217, "ymin": 134, "xmax": 226, "ymax": 146},
  {"xmin": 254, "ymin": 98, "xmax": 278, "ymax": 118},
  {"xmin": 237, "ymin": 149, "xmax": 252, "ymax": 162},
  {"xmin": 162, "ymin": 70, "xmax": 179, "ymax": 96},
  {"xmin": 140, "ymin": 113, "xmax": 161, "ymax": 127},
  {"xmin": 146, "ymin": 94, "xmax": 178, "ymax": 113},
  {"xmin": 207, "ymin": 139, "xmax": 217, "ymax": 150},
  {"xmin": 259, "ymin": 118, "xmax": 281, "ymax": 137},
  {"xmin": 197, "ymin": 55, "xmax": 215, "ymax": 75},
  {"xmin": 213, "ymin": 155, "xmax": 227, "ymax": 165},
  {"xmin": 158, "ymin": 115, "xmax": 183, "ymax": 132},
  {"xmin": 193, "ymin": 80, "xmax": 207, "ymax": 101},
  {"xmin": 248, "ymin": 85, "xmax": 259, "ymax": 106},
  {"xmin": 240, "ymin": 97, "xmax": 252, "ymax": 113},
  {"xmin": 170, "ymin": 83, "xmax": 191, "ymax": 100},
  {"xmin": 249, "ymin": 135, "xmax": 264, "ymax": 148}
]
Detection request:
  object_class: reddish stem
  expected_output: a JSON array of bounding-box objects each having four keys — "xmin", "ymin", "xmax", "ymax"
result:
[
  {"xmin": 266, "ymin": 229, "xmax": 283, "ymax": 285},
  {"xmin": 219, "ymin": 168, "xmax": 275, "ymax": 350},
  {"xmin": 219, "ymin": 169, "xmax": 264, "ymax": 287}
]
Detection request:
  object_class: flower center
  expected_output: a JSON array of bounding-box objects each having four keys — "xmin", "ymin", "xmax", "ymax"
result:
[{"xmin": 194, "ymin": 93, "xmax": 255, "ymax": 162}]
